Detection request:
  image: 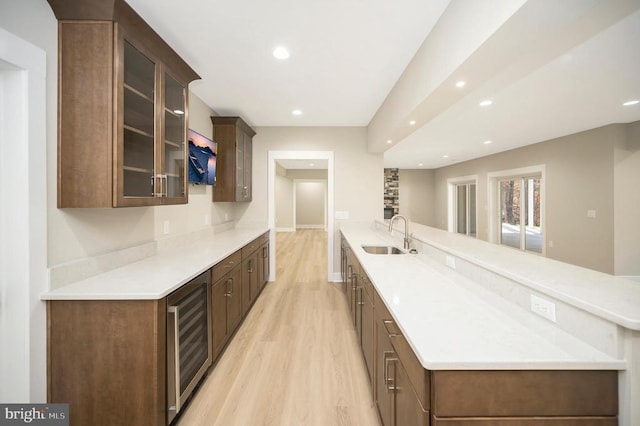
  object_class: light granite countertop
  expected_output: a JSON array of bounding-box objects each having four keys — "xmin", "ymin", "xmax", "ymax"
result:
[
  {"xmin": 340, "ymin": 221, "xmax": 627, "ymax": 371},
  {"xmin": 41, "ymin": 226, "xmax": 269, "ymax": 300}
]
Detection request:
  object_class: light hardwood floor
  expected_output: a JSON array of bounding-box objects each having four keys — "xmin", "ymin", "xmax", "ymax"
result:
[{"xmin": 177, "ymin": 229, "xmax": 381, "ymax": 426}]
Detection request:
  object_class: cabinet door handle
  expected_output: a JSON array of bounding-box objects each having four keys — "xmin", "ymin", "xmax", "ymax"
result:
[
  {"xmin": 168, "ymin": 306, "xmax": 182, "ymax": 411},
  {"xmin": 224, "ymin": 277, "xmax": 233, "ymax": 297},
  {"xmin": 248, "ymin": 259, "xmax": 253, "ymax": 273},
  {"xmin": 224, "ymin": 260, "xmax": 234, "ymax": 269},
  {"xmin": 383, "ymin": 351, "xmax": 397, "ymax": 392},
  {"xmin": 357, "ymin": 287, "xmax": 364, "ymax": 305}
]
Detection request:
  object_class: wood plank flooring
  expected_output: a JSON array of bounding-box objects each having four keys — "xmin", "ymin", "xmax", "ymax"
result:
[{"xmin": 177, "ymin": 229, "xmax": 381, "ymax": 426}]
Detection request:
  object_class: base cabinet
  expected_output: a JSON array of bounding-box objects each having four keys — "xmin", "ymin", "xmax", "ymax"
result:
[
  {"xmin": 48, "ymin": 299, "xmax": 166, "ymax": 426},
  {"xmin": 211, "ymin": 258, "xmax": 242, "ymax": 359},
  {"xmin": 340, "ymin": 232, "xmax": 619, "ymax": 426},
  {"xmin": 47, "ymin": 231, "xmax": 270, "ymax": 426}
]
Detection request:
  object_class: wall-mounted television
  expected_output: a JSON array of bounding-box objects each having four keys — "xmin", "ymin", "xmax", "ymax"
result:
[{"xmin": 187, "ymin": 129, "xmax": 217, "ymax": 185}]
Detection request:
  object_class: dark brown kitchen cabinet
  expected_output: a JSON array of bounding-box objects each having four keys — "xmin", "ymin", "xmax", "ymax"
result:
[
  {"xmin": 431, "ymin": 370, "xmax": 618, "ymax": 425},
  {"xmin": 338, "ymin": 238, "xmax": 618, "ymax": 426},
  {"xmin": 360, "ymin": 272, "xmax": 375, "ymax": 388},
  {"xmin": 47, "ymin": 299, "xmax": 167, "ymax": 426},
  {"xmin": 211, "ymin": 116, "xmax": 256, "ymax": 202},
  {"xmin": 257, "ymin": 236, "xmax": 270, "ymax": 291},
  {"xmin": 374, "ymin": 289, "xmax": 429, "ymax": 426},
  {"xmin": 242, "ymin": 249, "xmax": 259, "ymax": 315},
  {"xmin": 211, "ymin": 251, "xmax": 243, "ymax": 360},
  {"xmin": 48, "ymin": 0, "xmax": 199, "ymax": 208},
  {"xmin": 258, "ymin": 243, "xmax": 269, "ymax": 290}
]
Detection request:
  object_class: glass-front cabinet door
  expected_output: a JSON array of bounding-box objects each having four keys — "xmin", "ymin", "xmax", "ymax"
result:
[
  {"xmin": 121, "ymin": 40, "xmax": 156, "ymax": 201},
  {"xmin": 162, "ymin": 72, "xmax": 187, "ymax": 201},
  {"xmin": 117, "ymin": 36, "xmax": 189, "ymax": 206},
  {"xmin": 235, "ymin": 133, "xmax": 245, "ymax": 200}
]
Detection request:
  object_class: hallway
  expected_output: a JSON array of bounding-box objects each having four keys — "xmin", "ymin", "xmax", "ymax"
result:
[{"xmin": 177, "ymin": 229, "xmax": 380, "ymax": 425}]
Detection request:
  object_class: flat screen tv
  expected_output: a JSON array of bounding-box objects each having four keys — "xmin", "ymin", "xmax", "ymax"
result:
[{"xmin": 187, "ymin": 129, "xmax": 217, "ymax": 185}]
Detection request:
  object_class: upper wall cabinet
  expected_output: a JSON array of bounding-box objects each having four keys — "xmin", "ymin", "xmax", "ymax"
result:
[
  {"xmin": 211, "ymin": 117, "xmax": 256, "ymax": 202},
  {"xmin": 48, "ymin": 0, "xmax": 200, "ymax": 207}
]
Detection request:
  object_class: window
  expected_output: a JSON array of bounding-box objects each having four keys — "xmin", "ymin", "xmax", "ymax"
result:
[
  {"xmin": 499, "ymin": 176, "xmax": 542, "ymax": 253},
  {"xmin": 455, "ymin": 183, "xmax": 476, "ymax": 237}
]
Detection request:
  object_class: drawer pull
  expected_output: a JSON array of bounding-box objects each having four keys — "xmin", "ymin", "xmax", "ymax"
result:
[{"xmin": 383, "ymin": 319, "xmax": 399, "ymax": 337}]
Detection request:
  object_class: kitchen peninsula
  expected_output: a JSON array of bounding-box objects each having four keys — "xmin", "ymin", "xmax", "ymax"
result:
[{"xmin": 340, "ymin": 220, "xmax": 640, "ymax": 425}]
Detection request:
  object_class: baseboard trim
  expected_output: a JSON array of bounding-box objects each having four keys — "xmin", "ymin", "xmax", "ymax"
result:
[
  {"xmin": 329, "ymin": 272, "xmax": 344, "ymax": 283},
  {"xmin": 618, "ymin": 275, "xmax": 640, "ymax": 283},
  {"xmin": 276, "ymin": 227, "xmax": 295, "ymax": 232}
]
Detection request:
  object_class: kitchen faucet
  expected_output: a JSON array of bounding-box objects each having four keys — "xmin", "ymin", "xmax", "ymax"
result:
[{"xmin": 389, "ymin": 214, "xmax": 410, "ymax": 250}]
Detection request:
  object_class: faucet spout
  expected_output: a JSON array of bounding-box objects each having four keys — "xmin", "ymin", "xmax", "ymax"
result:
[{"xmin": 389, "ymin": 214, "xmax": 410, "ymax": 250}]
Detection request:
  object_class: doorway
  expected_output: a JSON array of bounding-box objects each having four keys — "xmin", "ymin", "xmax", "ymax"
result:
[
  {"xmin": 268, "ymin": 151, "xmax": 334, "ymax": 282},
  {"xmin": 0, "ymin": 27, "xmax": 48, "ymax": 402}
]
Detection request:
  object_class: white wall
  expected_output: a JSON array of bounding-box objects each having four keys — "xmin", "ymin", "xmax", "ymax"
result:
[{"xmin": 0, "ymin": 24, "xmax": 48, "ymax": 402}]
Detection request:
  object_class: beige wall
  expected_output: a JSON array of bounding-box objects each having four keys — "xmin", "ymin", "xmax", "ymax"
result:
[
  {"xmin": 296, "ymin": 181, "xmax": 326, "ymax": 227},
  {"xmin": 427, "ymin": 123, "xmax": 634, "ymax": 275},
  {"xmin": 398, "ymin": 169, "xmax": 436, "ymax": 225},
  {"xmin": 0, "ymin": 0, "xmax": 236, "ymax": 269},
  {"xmin": 614, "ymin": 121, "xmax": 640, "ymax": 276},
  {"xmin": 240, "ymin": 126, "xmax": 383, "ymax": 273},
  {"xmin": 275, "ymin": 166, "xmax": 294, "ymax": 229}
]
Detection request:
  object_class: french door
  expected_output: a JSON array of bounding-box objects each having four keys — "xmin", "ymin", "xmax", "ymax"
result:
[{"xmin": 499, "ymin": 176, "xmax": 542, "ymax": 253}]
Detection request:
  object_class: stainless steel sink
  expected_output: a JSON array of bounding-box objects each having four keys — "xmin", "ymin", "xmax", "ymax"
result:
[{"xmin": 361, "ymin": 245, "xmax": 404, "ymax": 254}]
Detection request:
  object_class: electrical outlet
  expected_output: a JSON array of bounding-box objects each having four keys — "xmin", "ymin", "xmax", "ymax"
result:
[
  {"xmin": 548, "ymin": 240, "xmax": 554, "ymax": 248},
  {"xmin": 204, "ymin": 215, "xmax": 210, "ymax": 226},
  {"xmin": 530, "ymin": 294, "xmax": 556, "ymax": 322},
  {"xmin": 224, "ymin": 213, "xmax": 229, "ymax": 221},
  {"xmin": 446, "ymin": 255, "xmax": 456, "ymax": 269},
  {"xmin": 163, "ymin": 220, "xmax": 170, "ymax": 235},
  {"xmin": 587, "ymin": 210, "xmax": 596, "ymax": 218}
]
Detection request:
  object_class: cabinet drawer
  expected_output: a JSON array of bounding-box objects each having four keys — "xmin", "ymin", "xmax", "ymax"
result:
[
  {"xmin": 432, "ymin": 370, "xmax": 618, "ymax": 417},
  {"xmin": 242, "ymin": 237, "xmax": 262, "ymax": 258},
  {"xmin": 212, "ymin": 250, "xmax": 241, "ymax": 282},
  {"xmin": 259, "ymin": 231, "xmax": 269, "ymax": 245},
  {"xmin": 431, "ymin": 416, "xmax": 617, "ymax": 425}
]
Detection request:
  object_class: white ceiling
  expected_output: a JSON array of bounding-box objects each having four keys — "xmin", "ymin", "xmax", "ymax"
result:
[
  {"xmin": 125, "ymin": 0, "xmax": 640, "ymax": 169},
  {"xmin": 126, "ymin": 0, "xmax": 450, "ymax": 127}
]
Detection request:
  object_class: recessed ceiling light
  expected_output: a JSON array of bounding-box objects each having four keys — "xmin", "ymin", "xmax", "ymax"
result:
[
  {"xmin": 623, "ymin": 100, "xmax": 639, "ymax": 106},
  {"xmin": 455, "ymin": 81, "xmax": 466, "ymax": 88},
  {"xmin": 418, "ymin": 163, "xmax": 424, "ymax": 167},
  {"xmin": 409, "ymin": 120, "xmax": 416, "ymax": 125},
  {"xmin": 442, "ymin": 154, "xmax": 449, "ymax": 158},
  {"xmin": 483, "ymin": 140, "xmax": 493, "ymax": 145},
  {"xmin": 273, "ymin": 46, "xmax": 290, "ymax": 60},
  {"xmin": 173, "ymin": 109, "xmax": 184, "ymax": 115},
  {"xmin": 387, "ymin": 140, "xmax": 393, "ymax": 144},
  {"xmin": 309, "ymin": 163, "xmax": 315, "ymax": 167},
  {"xmin": 292, "ymin": 109, "xmax": 302, "ymax": 116},
  {"xmin": 479, "ymin": 100, "xmax": 492, "ymax": 107}
]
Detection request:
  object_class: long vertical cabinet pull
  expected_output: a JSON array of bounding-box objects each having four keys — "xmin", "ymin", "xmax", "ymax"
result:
[
  {"xmin": 384, "ymin": 352, "xmax": 398, "ymax": 392},
  {"xmin": 167, "ymin": 306, "xmax": 181, "ymax": 413},
  {"xmin": 248, "ymin": 259, "xmax": 253, "ymax": 274},
  {"xmin": 225, "ymin": 278, "xmax": 233, "ymax": 297}
]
